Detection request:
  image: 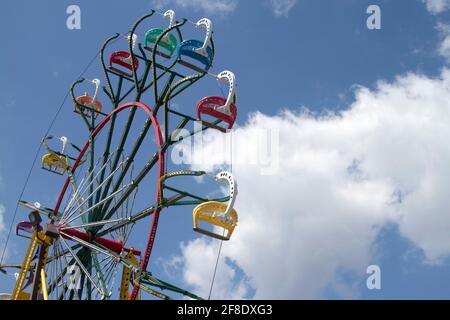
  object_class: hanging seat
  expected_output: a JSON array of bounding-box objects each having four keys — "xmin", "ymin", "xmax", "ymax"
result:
[
  {"xmin": 41, "ymin": 153, "xmax": 69, "ymax": 175},
  {"xmin": 109, "ymin": 51, "xmax": 139, "ymax": 78},
  {"xmin": 196, "ymin": 96, "xmax": 237, "ymax": 130},
  {"xmin": 145, "ymin": 29, "xmax": 178, "ymax": 56},
  {"xmin": 41, "ymin": 136, "xmax": 81, "ymax": 175},
  {"xmin": 177, "ymin": 39, "xmax": 214, "ymax": 71},
  {"xmin": 73, "ymin": 79, "xmax": 102, "ymax": 118},
  {"xmin": 193, "ymin": 201, "xmax": 238, "ymax": 241},
  {"xmin": 193, "ymin": 171, "xmax": 238, "ymax": 241},
  {"xmin": 176, "ymin": 18, "xmax": 214, "ymax": 72},
  {"xmin": 109, "ymin": 34, "xmax": 139, "ymax": 78},
  {"xmin": 144, "ymin": 10, "xmax": 178, "ymax": 57},
  {"xmin": 196, "ymin": 70, "xmax": 238, "ymax": 130}
]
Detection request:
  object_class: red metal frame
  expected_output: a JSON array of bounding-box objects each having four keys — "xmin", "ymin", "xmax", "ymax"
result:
[
  {"xmin": 60, "ymin": 228, "xmax": 141, "ymax": 256},
  {"xmin": 196, "ymin": 96, "xmax": 237, "ymax": 129},
  {"xmin": 52, "ymin": 101, "xmax": 165, "ymax": 300},
  {"xmin": 109, "ymin": 51, "xmax": 139, "ymax": 77}
]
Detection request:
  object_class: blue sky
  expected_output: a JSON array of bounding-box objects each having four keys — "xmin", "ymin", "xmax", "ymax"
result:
[{"xmin": 1, "ymin": 0, "xmax": 450, "ymax": 299}]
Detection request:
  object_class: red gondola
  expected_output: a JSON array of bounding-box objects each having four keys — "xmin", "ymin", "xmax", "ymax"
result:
[
  {"xmin": 109, "ymin": 34, "xmax": 139, "ymax": 77},
  {"xmin": 196, "ymin": 70, "xmax": 237, "ymax": 130}
]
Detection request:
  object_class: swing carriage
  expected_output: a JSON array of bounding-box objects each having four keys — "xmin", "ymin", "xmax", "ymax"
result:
[{"xmin": 0, "ymin": 9, "xmax": 240, "ymax": 300}]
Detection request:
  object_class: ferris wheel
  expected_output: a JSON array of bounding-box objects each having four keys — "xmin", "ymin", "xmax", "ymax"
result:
[{"xmin": 0, "ymin": 9, "xmax": 239, "ymax": 300}]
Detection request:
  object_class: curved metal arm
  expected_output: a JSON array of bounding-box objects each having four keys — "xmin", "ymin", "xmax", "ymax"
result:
[
  {"xmin": 41, "ymin": 136, "xmax": 56, "ymax": 154},
  {"xmin": 162, "ymin": 9, "xmax": 176, "ymax": 44},
  {"xmin": 127, "ymin": 33, "xmax": 138, "ymax": 51},
  {"xmin": 100, "ymin": 33, "xmax": 121, "ymax": 102},
  {"xmin": 158, "ymin": 171, "xmax": 206, "ymax": 203},
  {"xmin": 215, "ymin": 171, "xmax": 237, "ymax": 218},
  {"xmin": 70, "ymin": 78, "xmax": 85, "ymax": 103},
  {"xmin": 128, "ymin": 10, "xmax": 156, "ymax": 91},
  {"xmin": 41, "ymin": 136, "xmax": 67, "ymax": 155},
  {"xmin": 151, "ymin": 18, "xmax": 188, "ymax": 107},
  {"xmin": 194, "ymin": 18, "xmax": 213, "ymax": 57},
  {"xmin": 59, "ymin": 136, "xmax": 68, "ymax": 154},
  {"xmin": 162, "ymin": 74, "xmax": 202, "ymax": 141},
  {"xmin": 86, "ymin": 78, "xmax": 101, "ymax": 102},
  {"xmin": 164, "ymin": 10, "xmax": 176, "ymax": 29},
  {"xmin": 158, "ymin": 170, "xmax": 235, "ymax": 208},
  {"xmin": 41, "ymin": 136, "xmax": 82, "ymax": 158},
  {"xmin": 217, "ymin": 70, "xmax": 236, "ymax": 114},
  {"xmin": 70, "ymin": 78, "xmax": 95, "ymax": 129}
]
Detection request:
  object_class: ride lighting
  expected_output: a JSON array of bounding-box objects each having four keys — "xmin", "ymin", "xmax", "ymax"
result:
[{"xmin": 28, "ymin": 211, "xmax": 42, "ymax": 228}]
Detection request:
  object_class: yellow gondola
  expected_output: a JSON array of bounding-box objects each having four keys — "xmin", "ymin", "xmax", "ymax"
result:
[
  {"xmin": 41, "ymin": 136, "xmax": 82, "ymax": 175},
  {"xmin": 193, "ymin": 201, "xmax": 238, "ymax": 241},
  {"xmin": 41, "ymin": 136, "xmax": 70, "ymax": 175},
  {"xmin": 193, "ymin": 171, "xmax": 238, "ymax": 241}
]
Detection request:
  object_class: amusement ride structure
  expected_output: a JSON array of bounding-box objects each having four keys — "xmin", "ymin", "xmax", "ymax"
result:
[{"xmin": 0, "ymin": 9, "xmax": 239, "ymax": 300}]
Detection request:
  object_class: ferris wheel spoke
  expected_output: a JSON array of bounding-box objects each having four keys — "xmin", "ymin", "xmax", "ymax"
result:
[
  {"xmin": 68, "ymin": 174, "xmax": 89, "ymax": 225},
  {"xmin": 93, "ymin": 104, "xmax": 143, "ymax": 218},
  {"xmin": 60, "ymin": 237, "xmax": 106, "ymax": 298},
  {"xmin": 100, "ymin": 149, "xmax": 162, "ymax": 225},
  {"xmin": 67, "ymin": 245, "xmax": 90, "ymax": 299},
  {"xmin": 94, "ymin": 256, "xmax": 118, "ymax": 295},
  {"xmin": 91, "ymin": 103, "xmax": 174, "ymax": 230},
  {"xmin": 94, "ymin": 110, "xmax": 161, "ymax": 224},
  {"xmin": 101, "ymin": 117, "xmax": 194, "ymax": 228},
  {"xmin": 61, "ymin": 217, "xmax": 131, "ymax": 231},
  {"xmin": 47, "ymin": 242, "xmax": 74, "ymax": 300},
  {"xmin": 112, "ymin": 158, "xmax": 136, "ymax": 240},
  {"xmin": 94, "ymin": 255, "xmax": 118, "ymax": 295},
  {"xmin": 63, "ymin": 150, "xmax": 116, "ymax": 216},
  {"xmin": 62, "ymin": 166, "xmax": 88, "ymax": 219},
  {"xmin": 91, "ymin": 251, "xmax": 109, "ymax": 298},
  {"xmin": 62, "ymin": 170, "xmax": 93, "ymax": 222},
  {"xmin": 58, "ymin": 232, "xmax": 125, "ymax": 299},
  {"xmin": 122, "ymin": 185, "xmax": 138, "ymax": 240},
  {"xmin": 46, "ymin": 241, "xmax": 92, "ymax": 300},
  {"xmin": 47, "ymin": 242, "xmax": 59, "ymax": 298},
  {"xmin": 57, "ymin": 242, "xmax": 76, "ymax": 300},
  {"xmin": 105, "ymin": 261, "xmax": 119, "ymax": 294},
  {"xmin": 88, "ymin": 122, "xmax": 97, "ymax": 213},
  {"xmin": 55, "ymin": 243, "xmax": 70, "ymax": 299},
  {"xmin": 96, "ymin": 195, "xmax": 184, "ymax": 239},
  {"xmin": 61, "ymin": 156, "xmax": 126, "ymax": 225},
  {"xmin": 62, "ymin": 182, "xmax": 132, "ymax": 227},
  {"xmin": 47, "ymin": 244, "xmax": 63, "ymax": 294},
  {"xmin": 93, "ymin": 112, "xmax": 119, "ymax": 203},
  {"xmin": 59, "ymin": 230, "xmax": 121, "ymax": 262}
]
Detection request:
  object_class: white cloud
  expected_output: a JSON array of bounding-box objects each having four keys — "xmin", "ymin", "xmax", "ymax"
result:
[
  {"xmin": 170, "ymin": 69, "xmax": 450, "ymax": 298},
  {"xmin": 268, "ymin": 0, "xmax": 297, "ymax": 17},
  {"xmin": 421, "ymin": 2, "xmax": 450, "ymax": 64},
  {"xmin": 165, "ymin": 238, "xmax": 250, "ymax": 299},
  {"xmin": 437, "ymin": 23, "xmax": 450, "ymax": 63},
  {"xmin": 422, "ymin": 0, "xmax": 450, "ymax": 14},
  {"xmin": 152, "ymin": 0, "xmax": 238, "ymax": 15}
]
